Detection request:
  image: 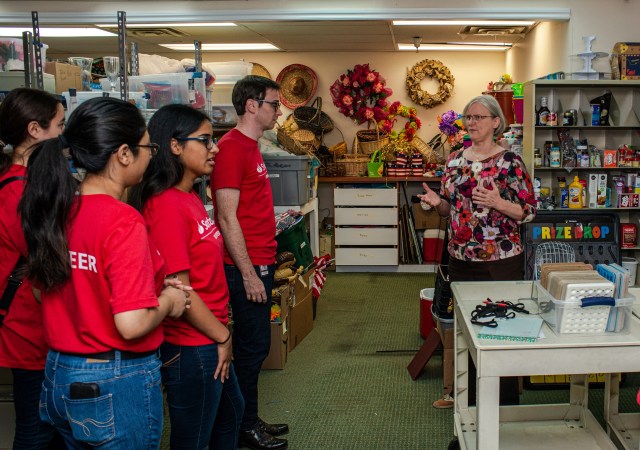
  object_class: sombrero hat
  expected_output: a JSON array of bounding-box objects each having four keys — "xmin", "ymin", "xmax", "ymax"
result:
[
  {"xmin": 251, "ymin": 62, "xmax": 271, "ymax": 79},
  {"xmin": 276, "ymin": 64, "xmax": 318, "ymax": 109}
]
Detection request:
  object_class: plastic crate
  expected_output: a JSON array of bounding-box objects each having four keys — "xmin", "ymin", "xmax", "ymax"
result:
[
  {"xmin": 264, "ymin": 155, "xmax": 311, "ymax": 206},
  {"xmin": 128, "ymin": 72, "xmax": 206, "ymax": 109},
  {"xmin": 535, "ymin": 281, "xmax": 633, "ymax": 335}
]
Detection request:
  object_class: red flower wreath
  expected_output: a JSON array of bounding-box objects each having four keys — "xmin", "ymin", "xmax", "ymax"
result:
[
  {"xmin": 378, "ymin": 101, "xmax": 422, "ymax": 142},
  {"xmin": 329, "ymin": 63, "xmax": 393, "ymax": 125}
]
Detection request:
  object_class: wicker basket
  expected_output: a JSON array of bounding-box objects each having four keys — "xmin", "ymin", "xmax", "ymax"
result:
[
  {"xmin": 293, "ymin": 97, "xmax": 334, "ymax": 136},
  {"xmin": 413, "ymin": 135, "xmax": 446, "ymax": 165},
  {"xmin": 355, "ymin": 129, "xmax": 389, "ymax": 156},
  {"xmin": 336, "ymin": 139, "xmax": 370, "ymax": 177},
  {"xmin": 277, "ymin": 125, "xmax": 319, "ymax": 155}
]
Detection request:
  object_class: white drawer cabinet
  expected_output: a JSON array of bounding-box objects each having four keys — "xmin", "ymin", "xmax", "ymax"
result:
[
  {"xmin": 333, "ymin": 187, "xmax": 398, "ymax": 267},
  {"xmin": 334, "ymin": 207, "xmax": 398, "ymax": 226},
  {"xmin": 335, "ymin": 227, "xmax": 398, "ymax": 246}
]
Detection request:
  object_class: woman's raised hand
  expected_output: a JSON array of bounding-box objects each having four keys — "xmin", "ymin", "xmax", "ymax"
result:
[{"xmin": 417, "ymin": 182, "xmax": 441, "ymax": 208}]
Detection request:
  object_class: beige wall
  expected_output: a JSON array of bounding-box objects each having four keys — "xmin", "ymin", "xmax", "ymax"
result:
[{"xmin": 202, "ymin": 51, "xmax": 506, "ymax": 147}]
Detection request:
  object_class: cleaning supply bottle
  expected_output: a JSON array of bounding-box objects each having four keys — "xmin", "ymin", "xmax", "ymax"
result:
[{"xmin": 569, "ymin": 176, "xmax": 583, "ymax": 209}]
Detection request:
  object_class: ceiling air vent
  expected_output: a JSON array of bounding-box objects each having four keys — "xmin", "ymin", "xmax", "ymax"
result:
[
  {"xmin": 459, "ymin": 25, "xmax": 529, "ymax": 37},
  {"xmin": 127, "ymin": 28, "xmax": 190, "ymax": 38}
]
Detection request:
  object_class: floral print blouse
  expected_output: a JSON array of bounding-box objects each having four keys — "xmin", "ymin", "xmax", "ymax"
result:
[{"xmin": 440, "ymin": 149, "xmax": 537, "ymax": 262}]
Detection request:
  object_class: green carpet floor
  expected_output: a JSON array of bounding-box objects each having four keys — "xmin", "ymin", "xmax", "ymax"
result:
[
  {"xmin": 256, "ymin": 273, "xmax": 640, "ymax": 450},
  {"xmin": 161, "ymin": 272, "xmax": 640, "ymax": 449}
]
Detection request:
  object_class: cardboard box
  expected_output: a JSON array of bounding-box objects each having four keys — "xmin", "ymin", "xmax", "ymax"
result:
[
  {"xmin": 294, "ymin": 269, "xmax": 313, "ymax": 304},
  {"xmin": 597, "ymin": 174, "xmax": 608, "ymax": 208},
  {"xmin": 611, "ymin": 42, "xmax": 640, "ymax": 80},
  {"xmin": 436, "ymin": 319, "xmax": 454, "ymax": 395},
  {"xmin": 615, "ymin": 192, "xmax": 640, "ymax": 208},
  {"xmin": 44, "ymin": 62, "xmax": 83, "ymax": 94},
  {"xmin": 588, "ymin": 173, "xmax": 599, "ymax": 209},
  {"xmin": 412, "ymin": 204, "xmax": 446, "ymax": 230},
  {"xmin": 262, "ymin": 321, "xmax": 288, "ymax": 370},
  {"xmin": 289, "ymin": 290, "xmax": 314, "ymax": 352}
]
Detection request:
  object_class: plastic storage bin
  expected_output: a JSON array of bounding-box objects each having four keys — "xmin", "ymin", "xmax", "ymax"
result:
[
  {"xmin": 264, "ymin": 155, "xmax": 311, "ymax": 206},
  {"xmin": 128, "ymin": 72, "xmax": 206, "ymax": 109},
  {"xmin": 203, "ymin": 61, "xmax": 253, "ymax": 83},
  {"xmin": 535, "ymin": 281, "xmax": 634, "ymax": 335},
  {"xmin": 276, "ymin": 216, "xmax": 313, "ymax": 269}
]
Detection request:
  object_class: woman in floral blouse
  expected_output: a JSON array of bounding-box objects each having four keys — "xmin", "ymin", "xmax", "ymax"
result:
[{"xmin": 419, "ymin": 94, "xmax": 536, "ymax": 409}]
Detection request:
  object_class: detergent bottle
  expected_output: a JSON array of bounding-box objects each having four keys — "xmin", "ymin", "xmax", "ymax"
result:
[{"xmin": 568, "ymin": 176, "xmax": 583, "ymax": 209}]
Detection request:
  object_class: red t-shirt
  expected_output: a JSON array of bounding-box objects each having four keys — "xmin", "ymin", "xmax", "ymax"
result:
[
  {"xmin": 143, "ymin": 188, "xmax": 229, "ymax": 346},
  {"xmin": 0, "ymin": 165, "xmax": 48, "ymax": 370},
  {"xmin": 42, "ymin": 195, "xmax": 165, "ymax": 354},
  {"xmin": 211, "ymin": 128, "xmax": 276, "ymax": 265}
]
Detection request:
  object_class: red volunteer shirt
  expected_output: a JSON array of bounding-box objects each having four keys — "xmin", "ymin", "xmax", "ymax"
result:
[
  {"xmin": 211, "ymin": 128, "xmax": 276, "ymax": 265},
  {"xmin": 143, "ymin": 188, "xmax": 229, "ymax": 346},
  {"xmin": 42, "ymin": 195, "xmax": 165, "ymax": 354},
  {"xmin": 0, "ymin": 165, "xmax": 48, "ymax": 370}
]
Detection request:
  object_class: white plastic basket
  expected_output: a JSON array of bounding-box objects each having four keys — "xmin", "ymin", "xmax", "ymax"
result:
[{"xmin": 535, "ymin": 281, "xmax": 633, "ymax": 335}]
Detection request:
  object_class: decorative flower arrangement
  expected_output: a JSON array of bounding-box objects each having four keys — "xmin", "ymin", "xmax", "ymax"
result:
[
  {"xmin": 330, "ymin": 63, "xmax": 393, "ymax": 125},
  {"xmin": 437, "ymin": 110, "xmax": 466, "ymax": 151},
  {"xmin": 378, "ymin": 101, "xmax": 422, "ymax": 142}
]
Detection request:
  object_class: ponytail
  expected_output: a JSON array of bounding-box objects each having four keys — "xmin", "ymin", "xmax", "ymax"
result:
[{"xmin": 20, "ymin": 136, "xmax": 78, "ymax": 291}]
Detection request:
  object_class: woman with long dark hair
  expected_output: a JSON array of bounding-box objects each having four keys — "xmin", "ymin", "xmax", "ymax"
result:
[
  {"xmin": 130, "ymin": 104, "xmax": 244, "ymax": 450},
  {"xmin": 0, "ymin": 87, "xmax": 65, "ymax": 449},
  {"xmin": 20, "ymin": 97, "xmax": 190, "ymax": 449}
]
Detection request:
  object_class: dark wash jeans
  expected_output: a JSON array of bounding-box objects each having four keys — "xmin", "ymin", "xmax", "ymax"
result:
[
  {"xmin": 11, "ymin": 368, "xmax": 56, "ymax": 450},
  {"xmin": 224, "ymin": 264, "xmax": 275, "ymax": 430},
  {"xmin": 160, "ymin": 342, "xmax": 244, "ymax": 450}
]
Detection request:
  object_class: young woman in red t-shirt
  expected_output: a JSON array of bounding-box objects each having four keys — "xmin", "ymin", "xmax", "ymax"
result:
[
  {"xmin": 0, "ymin": 88, "xmax": 65, "ymax": 449},
  {"xmin": 129, "ymin": 104, "xmax": 244, "ymax": 450},
  {"xmin": 19, "ymin": 97, "xmax": 190, "ymax": 449}
]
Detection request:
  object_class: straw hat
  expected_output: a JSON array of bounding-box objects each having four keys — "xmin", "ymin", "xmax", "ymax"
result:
[
  {"xmin": 276, "ymin": 64, "xmax": 318, "ymax": 109},
  {"xmin": 251, "ymin": 62, "xmax": 271, "ymax": 79}
]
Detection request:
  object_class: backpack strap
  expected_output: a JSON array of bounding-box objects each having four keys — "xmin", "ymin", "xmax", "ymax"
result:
[{"xmin": 0, "ymin": 175, "xmax": 27, "ymax": 327}]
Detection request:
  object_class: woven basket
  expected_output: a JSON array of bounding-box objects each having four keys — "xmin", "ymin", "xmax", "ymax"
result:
[
  {"xmin": 336, "ymin": 138, "xmax": 370, "ymax": 177},
  {"xmin": 293, "ymin": 97, "xmax": 334, "ymax": 136},
  {"xmin": 413, "ymin": 135, "xmax": 446, "ymax": 165},
  {"xmin": 355, "ymin": 129, "xmax": 389, "ymax": 156},
  {"xmin": 277, "ymin": 125, "xmax": 319, "ymax": 156}
]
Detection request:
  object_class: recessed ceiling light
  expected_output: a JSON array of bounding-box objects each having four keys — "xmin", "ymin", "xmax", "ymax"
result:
[
  {"xmin": 393, "ymin": 20, "xmax": 535, "ymax": 26},
  {"xmin": 96, "ymin": 22, "xmax": 236, "ymax": 28},
  {"xmin": 398, "ymin": 43, "xmax": 511, "ymax": 51},
  {"xmin": 0, "ymin": 27, "xmax": 116, "ymax": 37},
  {"xmin": 160, "ymin": 43, "xmax": 279, "ymax": 51}
]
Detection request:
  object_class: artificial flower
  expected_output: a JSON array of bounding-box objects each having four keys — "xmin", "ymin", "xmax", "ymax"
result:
[
  {"xmin": 437, "ymin": 109, "xmax": 466, "ymax": 152},
  {"xmin": 377, "ymin": 101, "xmax": 422, "ymax": 142},
  {"xmin": 330, "ymin": 63, "xmax": 393, "ymax": 125}
]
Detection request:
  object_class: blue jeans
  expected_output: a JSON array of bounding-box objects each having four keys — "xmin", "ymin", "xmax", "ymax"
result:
[
  {"xmin": 224, "ymin": 264, "xmax": 274, "ymax": 430},
  {"xmin": 11, "ymin": 368, "xmax": 56, "ymax": 450},
  {"xmin": 39, "ymin": 350, "xmax": 163, "ymax": 449},
  {"xmin": 160, "ymin": 342, "xmax": 244, "ymax": 450}
]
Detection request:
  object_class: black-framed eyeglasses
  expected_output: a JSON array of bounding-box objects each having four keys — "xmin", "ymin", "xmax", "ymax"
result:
[
  {"xmin": 255, "ymin": 99, "xmax": 281, "ymax": 110},
  {"xmin": 463, "ymin": 115, "xmax": 494, "ymax": 122},
  {"xmin": 175, "ymin": 136, "xmax": 217, "ymax": 150},
  {"xmin": 136, "ymin": 143, "xmax": 159, "ymax": 157}
]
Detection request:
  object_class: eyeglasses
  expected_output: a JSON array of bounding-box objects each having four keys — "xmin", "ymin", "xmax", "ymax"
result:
[
  {"xmin": 255, "ymin": 99, "xmax": 281, "ymax": 110},
  {"xmin": 463, "ymin": 115, "xmax": 494, "ymax": 122},
  {"xmin": 136, "ymin": 143, "xmax": 159, "ymax": 157},
  {"xmin": 175, "ymin": 136, "xmax": 217, "ymax": 150}
]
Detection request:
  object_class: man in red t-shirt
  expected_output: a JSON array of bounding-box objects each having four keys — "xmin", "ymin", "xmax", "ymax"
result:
[{"xmin": 211, "ymin": 76, "xmax": 288, "ymax": 450}]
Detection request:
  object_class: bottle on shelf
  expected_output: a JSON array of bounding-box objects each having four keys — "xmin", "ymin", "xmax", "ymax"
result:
[
  {"xmin": 537, "ymin": 96, "xmax": 550, "ymax": 126},
  {"xmin": 533, "ymin": 147, "xmax": 543, "ymax": 167},
  {"xmin": 557, "ymin": 177, "xmax": 568, "ymax": 208},
  {"xmin": 569, "ymin": 176, "xmax": 583, "ymax": 209}
]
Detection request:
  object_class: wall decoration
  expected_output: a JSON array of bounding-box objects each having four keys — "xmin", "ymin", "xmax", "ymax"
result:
[
  {"xmin": 378, "ymin": 101, "xmax": 422, "ymax": 142},
  {"xmin": 329, "ymin": 63, "xmax": 393, "ymax": 125},
  {"xmin": 406, "ymin": 59, "xmax": 455, "ymax": 109}
]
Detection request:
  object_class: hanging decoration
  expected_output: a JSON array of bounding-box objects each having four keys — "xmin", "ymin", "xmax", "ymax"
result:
[
  {"xmin": 406, "ymin": 59, "xmax": 455, "ymax": 109},
  {"xmin": 377, "ymin": 101, "xmax": 422, "ymax": 142},
  {"xmin": 329, "ymin": 63, "xmax": 393, "ymax": 125}
]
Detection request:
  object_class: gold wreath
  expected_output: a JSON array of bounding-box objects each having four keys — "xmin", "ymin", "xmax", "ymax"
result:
[{"xmin": 406, "ymin": 59, "xmax": 455, "ymax": 109}]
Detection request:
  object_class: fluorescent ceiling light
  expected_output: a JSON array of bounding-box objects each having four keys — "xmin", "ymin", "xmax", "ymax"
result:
[
  {"xmin": 160, "ymin": 43, "xmax": 279, "ymax": 51},
  {"xmin": 393, "ymin": 20, "xmax": 535, "ymax": 26},
  {"xmin": 398, "ymin": 43, "xmax": 511, "ymax": 51},
  {"xmin": 0, "ymin": 27, "xmax": 116, "ymax": 37},
  {"xmin": 96, "ymin": 22, "xmax": 236, "ymax": 28}
]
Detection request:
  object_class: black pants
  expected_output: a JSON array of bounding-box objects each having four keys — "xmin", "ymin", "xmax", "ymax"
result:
[{"xmin": 449, "ymin": 253, "xmax": 525, "ymax": 406}]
